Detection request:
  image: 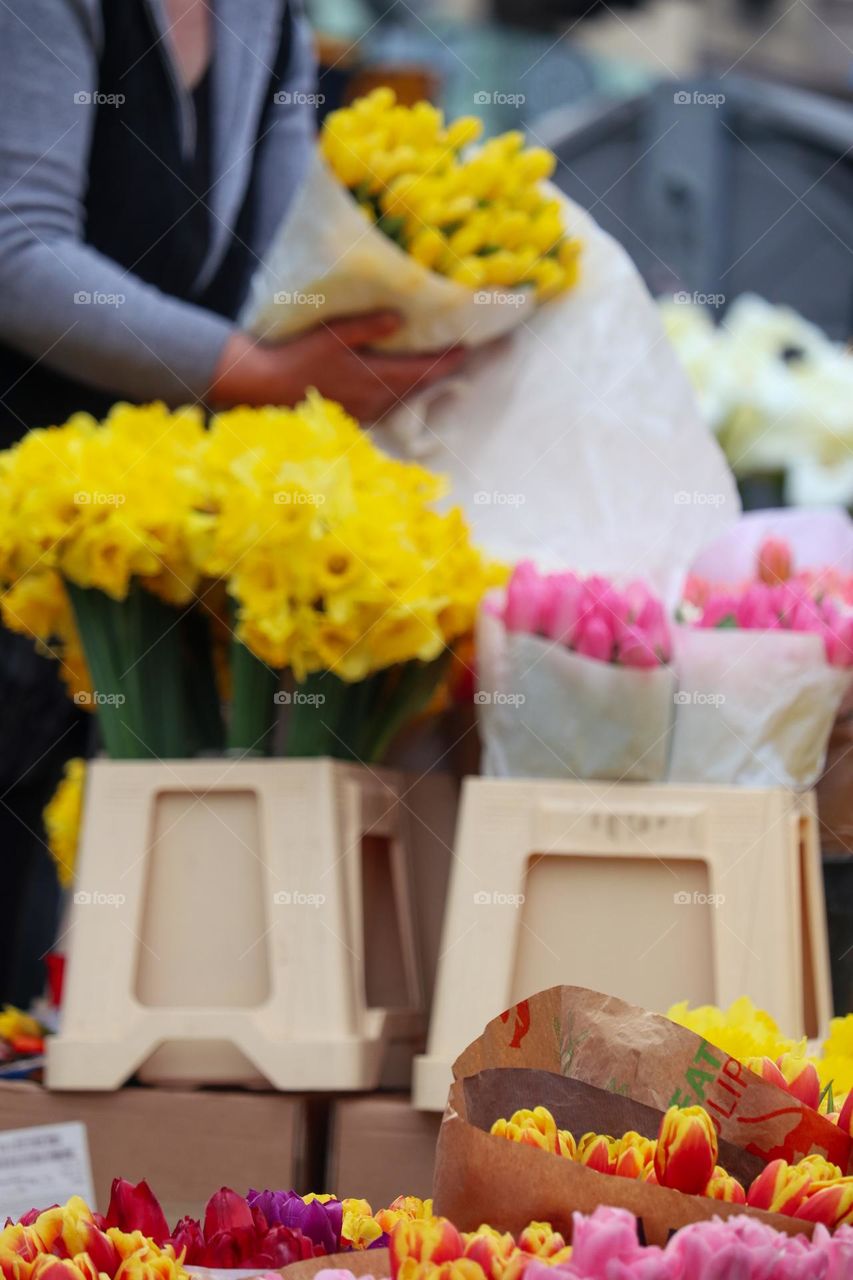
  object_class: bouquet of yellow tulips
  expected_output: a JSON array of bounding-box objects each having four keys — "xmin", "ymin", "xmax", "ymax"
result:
[
  {"xmin": 241, "ymin": 88, "xmax": 581, "ymax": 354},
  {"xmin": 0, "ymin": 394, "xmax": 498, "ymax": 761}
]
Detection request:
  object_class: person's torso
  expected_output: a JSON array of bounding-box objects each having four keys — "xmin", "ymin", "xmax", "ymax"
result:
[{"xmin": 0, "ymin": 0, "xmax": 292, "ymax": 436}]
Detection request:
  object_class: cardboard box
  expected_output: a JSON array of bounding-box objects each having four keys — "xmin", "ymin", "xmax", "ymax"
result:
[
  {"xmin": 326, "ymin": 1094, "xmax": 440, "ymax": 1206},
  {"xmin": 0, "ymin": 1082, "xmax": 311, "ymax": 1222}
]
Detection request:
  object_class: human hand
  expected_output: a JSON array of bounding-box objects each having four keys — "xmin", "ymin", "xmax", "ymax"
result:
[{"xmin": 209, "ymin": 311, "xmax": 467, "ymax": 420}]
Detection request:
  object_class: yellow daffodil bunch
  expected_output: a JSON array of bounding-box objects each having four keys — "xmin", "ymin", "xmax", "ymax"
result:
[
  {"xmin": 44, "ymin": 758, "xmax": 86, "ymax": 889},
  {"xmin": 0, "ymin": 401, "xmax": 208, "ymax": 606},
  {"xmin": 191, "ymin": 392, "xmax": 501, "ymax": 680},
  {"xmin": 0, "ymin": 394, "xmax": 498, "ymax": 761},
  {"xmin": 321, "ymin": 87, "xmax": 581, "ymax": 300}
]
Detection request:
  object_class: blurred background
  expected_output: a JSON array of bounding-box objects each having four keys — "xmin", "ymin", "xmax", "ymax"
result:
[{"xmin": 307, "ymin": 0, "xmax": 853, "ymax": 328}]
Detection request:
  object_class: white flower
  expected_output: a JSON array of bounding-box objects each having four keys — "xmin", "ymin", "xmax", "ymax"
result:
[{"xmin": 659, "ymin": 292, "xmax": 853, "ymax": 495}]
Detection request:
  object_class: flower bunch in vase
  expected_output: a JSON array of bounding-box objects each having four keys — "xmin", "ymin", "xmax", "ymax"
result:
[{"xmin": 0, "ymin": 394, "xmax": 499, "ymax": 763}]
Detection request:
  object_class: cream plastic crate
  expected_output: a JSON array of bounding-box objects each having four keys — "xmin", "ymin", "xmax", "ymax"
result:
[
  {"xmin": 47, "ymin": 758, "xmax": 426, "ymax": 1091},
  {"xmin": 413, "ymin": 778, "xmax": 831, "ymax": 1111}
]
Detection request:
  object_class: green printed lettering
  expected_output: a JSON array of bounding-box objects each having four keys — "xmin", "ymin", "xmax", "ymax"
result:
[
  {"xmin": 685, "ymin": 1064, "xmax": 717, "ymax": 1100},
  {"xmin": 695, "ymin": 1041, "xmax": 722, "ymax": 1070}
]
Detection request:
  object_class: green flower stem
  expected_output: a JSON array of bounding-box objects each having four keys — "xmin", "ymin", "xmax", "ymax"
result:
[
  {"xmin": 359, "ymin": 651, "xmax": 452, "ymax": 763},
  {"xmin": 285, "ymin": 652, "xmax": 452, "ymax": 764},
  {"xmin": 286, "ymin": 669, "xmax": 362, "ymax": 759},
  {"xmin": 181, "ymin": 607, "xmax": 226, "ymax": 755},
  {"xmin": 67, "ymin": 582, "xmax": 196, "ymax": 758},
  {"xmin": 227, "ymin": 638, "xmax": 279, "ymax": 757}
]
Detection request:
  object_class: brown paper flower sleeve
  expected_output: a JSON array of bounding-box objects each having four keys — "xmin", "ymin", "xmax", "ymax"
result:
[{"xmin": 450, "ymin": 986, "xmax": 851, "ymax": 1172}]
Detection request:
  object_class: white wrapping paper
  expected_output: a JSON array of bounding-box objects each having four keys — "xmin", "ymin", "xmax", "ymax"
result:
[
  {"xmin": 376, "ymin": 196, "xmax": 738, "ymax": 607},
  {"xmin": 477, "ymin": 611, "xmax": 676, "ymax": 781},
  {"xmin": 242, "ymin": 150, "xmax": 737, "ymax": 605},
  {"xmin": 668, "ymin": 624, "xmax": 850, "ymax": 788},
  {"xmin": 240, "ymin": 151, "xmax": 537, "ymax": 351}
]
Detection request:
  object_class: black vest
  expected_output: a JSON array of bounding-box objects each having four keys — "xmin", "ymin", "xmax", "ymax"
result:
[{"xmin": 0, "ymin": 0, "xmax": 292, "ymax": 440}]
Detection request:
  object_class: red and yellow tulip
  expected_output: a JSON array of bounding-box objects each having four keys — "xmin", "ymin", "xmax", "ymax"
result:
[
  {"xmin": 776, "ymin": 1052, "xmax": 822, "ymax": 1112},
  {"xmin": 461, "ymin": 1227, "xmax": 516, "ymax": 1280},
  {"xmin": 704, "ymin": 1166, "xmax": 746, "ymax": 1203},
  {"xmin": 613, "ymin": 1133, "xmax": 655, "ymax": 1180},
  {"xmin": 576, "ymin": 1133, "xmax": 618, "ymax": 1176},
  {"xmin": 743, "ymin": 1055, "xmax": 789, "ymax": 1092},
  {"xmin": 654, "ymin": 1106, "xmax": 718, "ymax": 1195},
  {"xmin": 794, "ymin": 1178, "xmax": 853, "ymax": 1228},
  {"xmin": 515, "ymin": 1223, "xmax": 567, "ymax": 1258},
  {"xmin": 747, "ymin": 1160, "xmax": 813, "ymax": 1216},
  {"xmin": 391, "ymin": 1218, "xmax": 465, "ymax": 1270}
]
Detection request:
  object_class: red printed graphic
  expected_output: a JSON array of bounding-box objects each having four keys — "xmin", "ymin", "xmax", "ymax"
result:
[
  {"xmin": 739, "ymin": 1108, "xmax": 851, "ymax": 1169},
  {"xmin": 500, "ymin": 999, "xmax": 531, "ymax": 1050}
]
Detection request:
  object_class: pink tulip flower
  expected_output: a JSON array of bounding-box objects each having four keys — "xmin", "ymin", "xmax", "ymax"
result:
[
  {"xmin": 574, "ymin": 612, "xmax": 615, "ymax": 662},
  {"xmin": 504, "ymin": 561, "xmax": 549, "ymax": 634},
  {"xmin": 757, "ymin": 535, "xmax": 793, "ymax": 584},
  {"xmin": 500, "ymin": 564, "xmax": 670, "ymax": 667}
]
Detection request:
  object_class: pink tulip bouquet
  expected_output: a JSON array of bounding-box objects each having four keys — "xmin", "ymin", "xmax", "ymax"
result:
[
  {"xmin": 671, "ymin": 512, "xmax": 853, "ymax": 786},
  {"xmin": 476, "ymin": 563, "xmax": 675, "ymax": 780}
]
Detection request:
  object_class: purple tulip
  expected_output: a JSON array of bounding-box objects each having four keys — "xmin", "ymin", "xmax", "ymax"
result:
[{"xmin": 246, "ymin": 1191, "xmax": 342, "ymax": 1254}]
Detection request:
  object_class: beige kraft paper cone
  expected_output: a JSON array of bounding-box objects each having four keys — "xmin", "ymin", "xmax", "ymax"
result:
[{"xmin": 450, "ymin": 986, "xmax": 851, "ymax": 1172}]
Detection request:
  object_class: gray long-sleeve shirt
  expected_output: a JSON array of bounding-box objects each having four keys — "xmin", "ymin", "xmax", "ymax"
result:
[{"xmin": 0, "ymin": 0, "xmax": 315, "ymax": 409}]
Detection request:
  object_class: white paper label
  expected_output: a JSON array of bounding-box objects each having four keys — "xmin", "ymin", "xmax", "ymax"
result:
[{"xmin": 0, "ymin": 1122, "xmax": 95, "ymax": 1222}]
